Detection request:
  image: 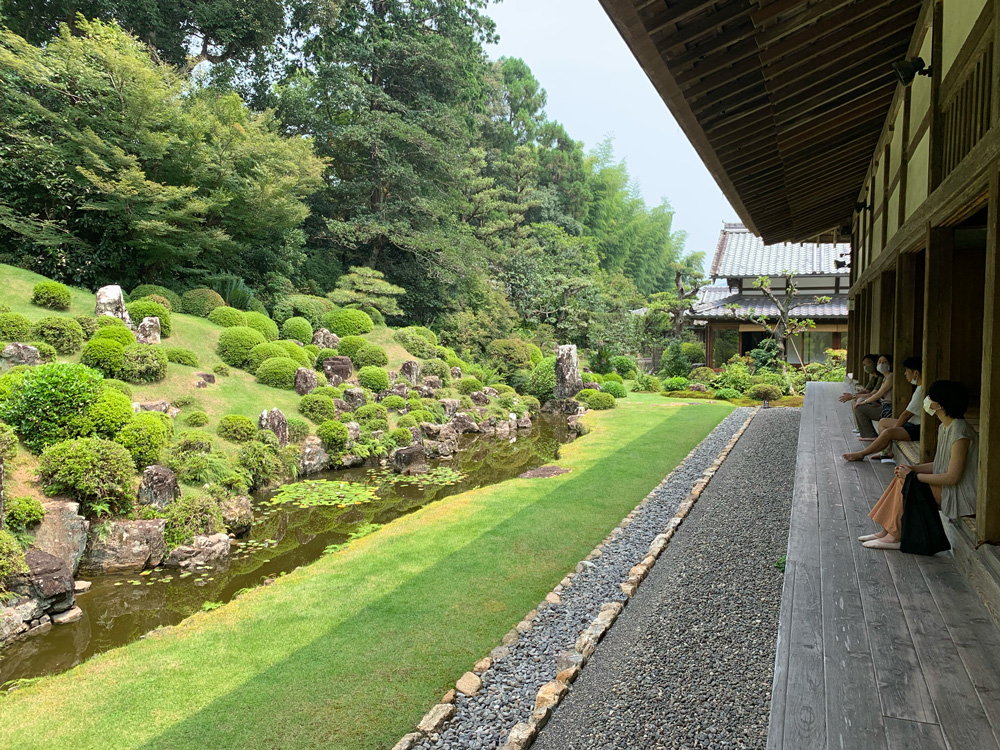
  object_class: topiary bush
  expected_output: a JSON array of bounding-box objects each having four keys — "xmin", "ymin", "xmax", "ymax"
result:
[
  {"xmin": 745, "ymin": 383, "xmax": 783, "ymax": 402},
  {"xmin": 396, "ymin": 414, "xmax": 417, "ymax": 429},
  {"xmin": 217, "ymin": 326, "xmax": 267, "ymax": 368},
  {"xmin": 393, "ymin": 328, "xmax": 437, "ymax": 358},
  {"xmin": 336, "ymin": 335, "xmax": 367, "ymax": 360},
  {"xmin": 355, "ymin": 403, "xmax": 388, "ymax": 422},
  {"xmin": 357, "ymin": 366, "xmax": 390, "ymax": 392},
  {"xmin": 131, "ymin": 284, "xmax": 182, "ymax": 311},
  {"xmin": 31, "ymin": 280, "xmax": 72, "ymax": 310},
  {"xmin": 93, "ymin": 325, "xmax": 136, "ymax": 346},
  {"xmin": 317, "ymin": 419, "xmax": 349, "ymax": 453},
  {"xmin": 115, "ymin": 411, "xmax": 172, "ymax": 469},
  {"xmin": 85, "ymin": 389, "xmax": 135, "ymax": 439},
  {"xmin": 352, "ymin": 343, "xmax": 388, "ymax": 368},
  {"xmin": 75, "ymin": 315, "xmax": 98, "ymax": 340},
  {"xmin": 163, "ymin": 493, "xmax": 225, "ymax": 549},
  {"xmin": 101, "ymin": 379, "xmax": 133, "ymax": 399},
  {"xmin": 420, "ymin": 358, "xmax": 450, "ymax": 384},
  {"xmin": 126, "ymin": 299, "xmax": 171, "ymax": 336},
  {"xmin": 299, "ymin": 394, "xmax": 338, "ymax": 423},
  {"xmin": 456, "ymin": 377, "xmax": 484, "ymax": 395},
  {"xmin": 32, "ymin": 316, "xmax": 85, "ymax": 354},
  {"xmin": 662, "ymin": 376, "xmax": 689, "ymax": 391},
  {"xmin": 81, "ymin": 338, "xmax": 125, "ymax": 377},
  {"xmin": 389, "ymin": 427, "xmax": 413, "ymax": 447},
  {"xmin": 207, "ymin": 306, "xmax": 248, "ymax": 328},
  {"xmin": 585, "ymin": 392, "xmax": 616, "ymax": 410},
  {"xmin": 407, "ymin": 409, "xmax": 436, "ymax": 424},
  {"xmin": 486, "ymin": 338, "xmax": 534, "ymax": 377},
  {"xmin": 217, "ymin": 415, "xmax": 258, "ymax": 443},
  {"xmin": 184, "ymin": 411, "xmax": 210, "ymax": 427},
  {"xmin": 0, "ymin": 313, "xmax": 33, "ymax": 341},
  {"xmin": 246, "ymin": 342, "xmax": 290, "ymax": 372},
  {"xmin": 713, "ymin": 388, "xmax": 741, "ymax": 400},
  {"xmin": 381, "ymin": 394, "xmax": 406, "ymax": 411},
  {"xmin": 0, "ymin": 362, "xmax": 103, "ymax": 453},
  {"xmin": 244, "ymin": 311, "xmax": 279, "ymax": 342},
  {"xmin": 181, "ymin": 288, "xmax": 226, "ymax": 317},
  {"xmin": 325, "ymin": 308, "xmax": 374, "ymax": 337},
  {"xmin": 280, "ymin": 316, "xmax": 313, "ymax": 343},
  {"xmin": 4, "ymin": 495, "xmax": 45, "ymax": 531},
  {"xmin": 287, "ymin": 417, "xmax": 310, "ymax": 443},
  {"xmin": 0, "ymin": 367, "xmax": 30, "ymax": 403},
  {"xmin": 610, "ymin": 355, "xmax": 637, "ymax": 376},
  {"xmin": 164, "ymin": 347, "xmax": 199, "ymax": 367},
  {"xmin": 273, "ymin": 294, "xmax": 333, "ymax": 327},
  {"xmin": 602, "ymin": 381, "xmax": 627, "ymax": 399},
  {"xmin": 526, "ymin": 357, "xmax": 557, "ymax": 402},
  {"xmin": 120, "ymin": 345, "xmax": 168, "ymax": 383},
  {"xmin": 255, "ymin": 357, "xmax": 300, "ymax": 389},
  {"xmin": 314, "ymin": 348, "xmax": 338, "ymax": 370},
  {"xmin": 275, "ymin": 340, "xmax": 313, "ymax": 367},
  {"xmin": 689, "ymin": 366, "xmax": 716, "ymax": 383},
  {"xmin": 213, "ymin": 364, "xmax": 230, "ymax": 377},
  {"xmin": 38, "ymin": 437, "xmax": 135, "ymax": 517}
]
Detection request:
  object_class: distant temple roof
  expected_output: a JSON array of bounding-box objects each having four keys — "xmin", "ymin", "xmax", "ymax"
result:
[
  {"xmin": 710, "ymin": 223, "xmax": 851, "ymax": 278},
  {"xmin": 692, "ymin": 287, "xmax": 849, "ymax": 321}
]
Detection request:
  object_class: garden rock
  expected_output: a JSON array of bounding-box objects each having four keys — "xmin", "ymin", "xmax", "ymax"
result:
[
  {"xmin": 196, "ymin": 372, "xmax": 216, "ymax": 384},
  {"xmin": 299, "ymin": 436, "xmax": 330, "ymax": 476},
  {"xmin": 323, "ymin": 356, "xmax": 353, "ymax": 384},
  {"xmin": 483, "ymin": 386, "xmax": 499, "ymax": 398},
  {"xmin": 136, "ymin": 400, "xmax": 171, "ymax": 414},
  {"xmin": 294, "ymin": 368, "xmax": 318, "ymax": 396},
  {"xmin": 423, "ymin": 439, "xmax": 455, "ymax": 459},
  {"xmin": 137, "ymin": 465, "xmax": 180, "ymax": 510},
  {"xmin": 456, "ymin": 671, "xmax": 483, "ymax": 696},
  {"xmin": 195, "ymin": 380, "xmax": 208, "ymax": 389},
  {"xmin": 135, "ymin": 316, "xmax": 161, "ymax": 345},
  {"xmin": 345, "ymin": 421, "xmax": 362, "ymax": 442},
  {"xmin": 164, "ymin": 533, "xmax": 231, "ymax": 568},
  {"xmin": 517, "ymin": 416, "xmax": 532, "ymax": 430},
  {"xmin": 74, "ymin": 580, "xmax": 92, "ymax": 594},
  {"xmin": 339, "ymin": 454, "xmax": 365, "ymax": 469},
  {"xmin": 582, "ymin": 381, "xmax": 601, "ymax": 391},
  {"xmin": 220, "ymin": 495, "xmax": 253, "ymax": 537},
  {"xmin": 423, "ymin": 376, "xmax": 443, "ymax": 390},
  {"xmin": 343, "ymin": 387, "xmax": 366, "ymax": 411},
  {"xmin": 381, "ymin": 383, "xmax": 409, "ymax": 400},
  {"xmin": 470, "ymin": 391, "xmax": 489, "ymax": 406},
  {"xmin": 8, "ymin": 550, "xmax": 74, "ymax": 614},
  {"xmin": 440, "ymin": 398, "xmax": 460, "ymax": 417},
  {"xmin": 417, "ymin": 704, "xmax": 456, "ymax": 734},
  {"xmin": 689, "ymin": 382, "xmax": 708, "ymax": 392},
  {"xmin": 311, "ymin": 328, "xmax": 340, "ymax": 349},
  {"xmin": 413, "ymin": 385, "xmax": 436, "ymax": 398},
  {"xmin": 400, "ymin": 360, "xmax": 421, "ymax": 385},
  {"xmin": 80, "ymin": 519, "xmax": 166, "ymax": 574},
  {"xmin": 554, "ymin": 344, "xmax": 584, "ymax": 399},
  {"xmin": 391, "ymin": 445, "xmax": 428, "ymax": 476},
  {"xmin": 450, "ymin": 366, "xmax": 462, "ymax": 379},
  {"xmin": 541, "ymin": 398, "xmax": 582, "ymax": 415},
  {"xmin": 51, "ymin": 606, "xmax": 83, "ymax": 625},
  {"xmin": 259, "ymin": 408, "xmax": 289, "ymax": 447},
  {"xmin": 1, "ymin": 343, "xmax": 40, "ymax": 371},
  {"xmin": 31, "ymin": 500, "xmax": 89, "ymax": 575},
  {"xmin": 450, "ymin": 413, "xmax": 481, "ymax": 434},
  {"xmin": 95, "ymin": 285, "xmax": 131, "ymax": 326}
]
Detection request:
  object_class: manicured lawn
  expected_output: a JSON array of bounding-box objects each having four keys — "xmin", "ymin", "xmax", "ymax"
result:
[{"xmin": 0, "ymin": 394, "xmax": 732, "ymax": 750}]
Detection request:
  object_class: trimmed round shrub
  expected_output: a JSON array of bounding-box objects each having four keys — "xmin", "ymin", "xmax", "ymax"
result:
[
  {"xmin": 164, "ymin": 347, "xmax": 199, "ymax": 367},
  {"xmin": 689, "ymin": 366, "xmax": 716, "ymax": 383},
  {"xmin": 325, "ymin": 308, "xmax": 374, "ymax": 337},
  {"xmin": 217, "ymin": 326, "xmax": 267, "ymax": 368},
  {"xmin": 101, "ymin": 379, "xmax": 132, "ymax": 399},
  {"xmin": 420, "ymin": 358, "xmax": 450, "ymax": 384},
  {"xmin": 255, "ymin": 357, "xmax": 300, "ymax": 389},
  {"xmin": 745, "ymin": 383, "xmax": 783, "ymax": 402},
  {"xmin": 181, "ymin": 288, "xmax": 226, "ymax": 317},
  {"xmin": 0, "ymin": 304, "xmax": 8, "ymax": 314},
  {"xmin": 141, "ymin": 294, "xmax": 172, "ymax": 311},
  {"xmin": 85, "ymin": 389, "xmax": 134, "ymax": 439},
  {"xmin": 352, "ymin": 343, "xmax": 388, "ymax": 368},
  {"xmin": 32, "ymin": 316, "xmax": 85, "ymax": 354},
  {"xmin": 93, "ymin": 325, "xmax": 136, "ymax": 345},
  {"xmin": 95, "ymin": 315, "xmax": 127, "ymax": 329},
  {"xmin": 236, "ymin": 442, "xmax": 290, "ymax": 491},
  {"xmin": 456, "ymin": 377, "xmax": 484, "ymax": 395},
  {"xmin": 217, "ymin": 415, "xmax": 257, "ymax": 443},
  {"xmin": 299, "ymin": 394, "xmax": 338, "ymax": 424},
  {"xmin": 611, "ymin": 355, "xmax": 637, "ymax": 376},
  {"xmin": 602, "ymin": 381, "xmax": 627, "ymax": 399},
  {"xmin": 357, "ymin": 366, "xmax": 390, "ymax": 392},
  {"xmin": 360, "ymin": 418, "xmax": 389, "ymax": 433},
  {"xmin": 31, "ymin": 280, "xmax": 71, "ymax": 310},
  {"xmin": 131, "ymin": 285, "xmax": 182, "ymax": 311},
  {"xmin": 184, "ymin": 411, "xmax": 210, "ymax": 427},
  {"xmin": 486, "ymin": 338, "xmax": 534, "ymax": 375},
  {"xmin": 389, "ymin": 427, "xmax": 413, "ymax": 447},
  {"xmin": 28, "ymin": 340, "xmax": 56, "ymax": 363},
  {"xmin": 312, "ymin": 386, "xmax": 342, "ymax": 400},
  {"xmin": 163, "ymin": 493, "xmax": 225, "ymax": 549},
  {"xmin": 713, "ymin": 388, "xmax": 741, "ymax": 400},
  {"xmin": 115, "ymin": 411, "xmax": 172, "ymax": 469},
  {"xmin": 662, "ymin": 376, "xmax": 690, "ymax": 391},
  {"xmin": 526, "ymin": 357, "xmax": 558, "ymax": 402},
  {"xmin": 125, "ymin": 299, "xmax": 171, "ymax": 336},
  {"xmin": 407, "ymin": 409, "xmax": 436, "ymax": 424},
  {"xmin": 0, "ymin": 362, "xmax": 103, "ymax": 453},
  {"xmin": 603, "ymin": 372, "xmax": 624, "ymax": 384},
  {"xmin": 363, "ymin": 307, "xmax": 385, "ymax": 326},
  {"xmin": 38, "ymin": 437, "xmax": 135, "ymax": 516},
  {"xmin": 317, "ymin": 419, "xmax": 349, "ymax": 453},
  {"xmin": 0, "ymin": 313, "xmax": 36, "ymax": 342},
  {"xmin": 120, "ymin": 345, "xmax": 168, "ymax": 383},
  {"xmin": 81, "ymin": 338, "xmax": 125, "ymax": 377},
  {"xmin": 382, "ymin": 394, "xmax": 406, "ymax": 411},
  {"xmin": 576, "ymin": 388, "xmax": 599, "ymax": 404},
  {"xmin": 0, "ymin": 421, "xmax": 17, "ymax": 460},
  {"xmin": 244, "ymin": 311, "xmax": 279, "ymax": 341},
  {"xmin": 337, "ymin": 335, "xmax": 367, "ymax": 360},
  {"xmin": 247, "ymin": 343, "xmax": 290, "ymax": 372},
  {"xmin": 355, "ymin": 403, "xmax": 388, "ymax": 422},
  {"xmin": 281, "ymin": 316, "xmax": 313, "ymax": 343},
  {"xmin": 394, "ymin": 328, "xmax": 437, "ymax": 358},
  {"xmin": 4, "ymin": 495, "xmax": 45, "ymax": 530},
  {"xmin": 304, "ymin": 344, "xmax": 319, "ymax": 359},
  {"xmin": 75, "ymin": 315, "xmax": 98, "ymax": 340},
  {"xmin": 213, "ymin": 364, "xmax": 230, "ymax": 377},
  {"xmin": 275, "ymin": 340, "xmax": 313, "ymax": 366},
  {"xmin": 314, "ymin": 348, "xmax": 338, "ymax": 369},
  {"xmin": 586, "ymin": 392, "xmax": 616, "ymax": 410},
  {"xmin": 682, "ymin": 342, "xmax": 706, "ymax": 365},
  {"xmin": 287, "ymin": 417, "xmax": 310, "ymax": 443},
  {"xmin": 208, "ymin": 306, "xmax": 248, "ymax": 328},
  {"xmin": 397, "ymin": 415, "xmax": 417, "ymax": 429},
  {"xmin": 273, "ymin": 294, "xmax": 333, "ymax": 327}
]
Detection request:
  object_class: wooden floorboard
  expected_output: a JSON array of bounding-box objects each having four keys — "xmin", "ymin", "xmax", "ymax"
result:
[
  {"xmin": 883, "ymin": 717, "xmax": 948, "ymax": 750},
  {"xmin": 781, "ymin": 559, "xmax": 825, "ymax": 749}
]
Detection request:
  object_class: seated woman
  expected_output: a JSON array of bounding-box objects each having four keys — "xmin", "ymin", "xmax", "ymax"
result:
[
  {"xmin": 860, "ymin": 379, "xmax": 978, "ymax": 549},
  {"xmin": 839, "ymin": 353, "xmax": 882, "ymax": 404},
  {"xmin": 843, "ymin": 356, "xmax": 922, "ymax": 462},
  {"xmin": 851, "ymin": 354, "xmax": 893, "ymax": 438}
]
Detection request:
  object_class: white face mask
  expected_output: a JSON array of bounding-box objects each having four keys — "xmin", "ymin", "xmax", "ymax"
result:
[
  {"xmin": 923, "ymin": 396, "xmax": 937, "ymax": 416},
  {"xmin": 877, "ymin": 362, "xmax": 889, "ymax": 374},
  {"xmin": 911, "ymin": 377, "xmax": 918, "ymax": 386}
]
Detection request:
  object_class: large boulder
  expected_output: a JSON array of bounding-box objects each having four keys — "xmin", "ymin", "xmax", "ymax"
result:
[
  {"xmin": 311, "ymin": 328, "xmax": 341, "ymax": 350},
  {"xmin": 343, "ymin": 387, "xmax": 367, "ymax": 412},
  {"xmin": 380, "ymin": 382, "xmax": 409, "ymax": 400},
  {"xmin": 30, "ymin": 500, "xmax": 89, "ymax": 575},
  {"xmin": 299, "ymin": 436, "xmax": 331, "ymax": 476},
  {"xmin": 323, "ymin": 356, "xmax": 353, "ymax": 384},
  {"xmin": 542, "ymin": 398, "xmax": 584, "ymax": 415},
  {"xmin": 259, "ymin": 408, "xmax": 289, "ymax": 447},
  {"xmin": 137, "ymin": 465, "xmax": 180, "ymax": 509},
  {"xmin": 95, "ymin": 285, "xmax": 132, "ymax": 327},
  {"xmin": 423, "ymin": 376, "xmax": 443, "ymax": 390},
  {"xmin": 294, "ymin": 367, "xmax": 318, "ymax": 396},
  {"xmin": 554, "ymin": 344, "xmax": 584, "ymax": 399},
  {"xmin": 391, "ymin": 445, "xmax": 428, "ymax": 476},
  {"xmin": 1, "ymin": 343, "xmax": 40, "ymax": 371},
  {"xmin": 135, "ymin": 316, "xmax": 161, "ymax": 345},
  {"xmin": 400, "ymin": 360, "xmax": 421, "ymax": 386},
  {"xmin": 470, "ymin": 391, "xmax": 489, "ymax": 406},
  {"xmin": 450, "ymin": 413, "xmax": 482, "ymax": 434},
  {"xmin": 79, "ymin": 519, "xmax": 166, "ymax": 574},
  {"xmin": 450, "ymin": 366, "xmax": 462, "ymax": 380},
  {"xmin": 220, "ymin": 496, "xmax": 253, "ymax": 537},
  {"xmin": 440, "ymin": 398, "xmax": 460, "ymax": 417},
  {"xmin": 345, "ymin": 421, "xmax": 362, "ymax": 442},
  {"xmin": 164, "ymin": 533, "xmax": 231, "ymax": 569},
  {"xmin": 8, "ymin": 550, "xmax": 75, "ymax": 614}
]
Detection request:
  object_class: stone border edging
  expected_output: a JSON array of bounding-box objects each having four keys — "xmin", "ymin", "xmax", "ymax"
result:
[{"xmin": 393, "ymin": 407, "xmax": 760, "ymax": 750}]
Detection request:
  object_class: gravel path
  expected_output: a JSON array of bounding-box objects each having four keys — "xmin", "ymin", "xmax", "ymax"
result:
[
  {"xmin": 411, "ymin": 407, "xmax": 758, "ymax": 750},
  {"xmin": 533, "ymin": 407, "xmax": 799, "ymax": 750}
]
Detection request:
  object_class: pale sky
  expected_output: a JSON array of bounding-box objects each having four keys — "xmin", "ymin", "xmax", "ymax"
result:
[{"xmin": 486, "ymin": 0, "xmax": 737, "ymax": 272}]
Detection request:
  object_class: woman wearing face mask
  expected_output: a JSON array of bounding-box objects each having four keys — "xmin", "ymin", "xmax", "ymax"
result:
[
  {"xmin": 860, "ymin": 380, "xmax": 978, "ymax": 549},
  {"xmin": 850, "ymin": 354, "xmax": 894, "ymax": 440},
  {"xmin": 839, "ymin": 353, "xmax": 883, "ymax": 404},
  {"xmin": 844, "ymin": 356, "xmax": 922, "ymax": 462}
]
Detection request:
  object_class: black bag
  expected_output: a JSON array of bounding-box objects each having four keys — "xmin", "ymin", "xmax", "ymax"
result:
[{"xmin": 899, "ymin": 473, "xmax": 951, "ymax": 556}]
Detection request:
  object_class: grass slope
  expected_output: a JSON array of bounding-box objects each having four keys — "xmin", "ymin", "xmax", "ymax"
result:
[{"xmin": 0, "ymin": 394, "xmax": 732, "ymax": 750}]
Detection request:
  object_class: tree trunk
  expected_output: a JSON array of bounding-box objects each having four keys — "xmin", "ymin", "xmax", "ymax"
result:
[{"xmin": 0, "ymin": 457, "xmax": 5, "ymax": 528}]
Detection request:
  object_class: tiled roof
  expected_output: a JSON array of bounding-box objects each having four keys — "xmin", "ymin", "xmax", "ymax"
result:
[
  {"xmin": 691, "ymin": 291, "xmax": 849, "ymax": 321},
  {"xmin": 710, "ymin": 222, "xmax": 851, "ymax": 278}
]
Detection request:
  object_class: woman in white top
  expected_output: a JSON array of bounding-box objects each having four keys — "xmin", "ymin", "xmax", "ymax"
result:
[
  {"xmin": 843, "ymin": 355, "xmax": 922, "ymax": 462},
  {"xmin": 861, "ymin": 380, "xmax": 978, "ymax": 549}
]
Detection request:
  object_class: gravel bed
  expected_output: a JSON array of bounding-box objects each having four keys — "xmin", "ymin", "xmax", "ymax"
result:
[
  {"xmin": 412, "ymin": 406, "xmax": 757, "ymax": 750},
  {"xmin": 533, "ymin": 407, "xmax": 799, "ymax": 750}
]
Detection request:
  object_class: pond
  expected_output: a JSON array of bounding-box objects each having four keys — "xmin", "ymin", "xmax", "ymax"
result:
[{"xmin": 0, "ymin": 416, "xmax": 573, "ymax": 688}]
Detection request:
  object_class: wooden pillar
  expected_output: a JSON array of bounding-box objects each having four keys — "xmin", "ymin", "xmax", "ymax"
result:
[
  {"xmin": 929, "ymin": 0, "xmax": 944, "ymax": 191},
  {"xmin": 894, "ymin": 253, "xmax": 919, "ymax": 418},
  {"xmin": 878, "ymin": 269, "xmax": 896, "ymax": 355},
  {"xmin": 921, "ymin": 225, "xmax": 954, "ymax": 462},
  {"xmin": 979, "ymin": 171, "xmax": 1000, "ymax": 542}
]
